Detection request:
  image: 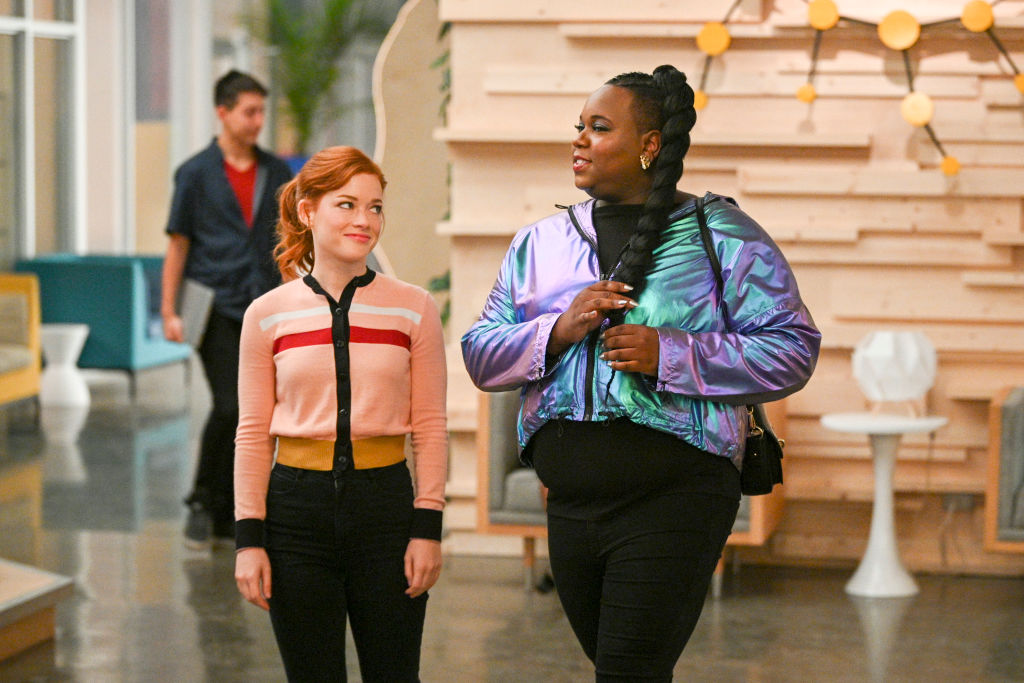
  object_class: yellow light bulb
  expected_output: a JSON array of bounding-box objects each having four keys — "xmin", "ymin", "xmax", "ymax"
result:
[
  {"xmin": 697, "ymin": 22, "xmax": 732, "ymax": 57},
  {"xmin": 694, "ymin": 90, "xmax": 709, "ymax": 111},
  {"xmin": 1015, "ymin": 74, "xmax": 1024, "ymax": 94},
  {"xmin": 796, "ymin": 83, "xmax": 817, "ymax": 103},
  {"xmin": 941, "ymin": 156, "xmax": 961, "ymax": 176},
  {"xmin": 878, "ymin": 10, "xmax": 921, "ymax": 50},
  {"xmin": 961, "ymin": 1, "xmax": 994, "ymax": 33},
  {"xmin": 808, "ymin": 0, "xmax": 840, "ymax": 31},
  {"xmin": 901, "ymin": 91, "xmax": 934, "ymax": 127}
]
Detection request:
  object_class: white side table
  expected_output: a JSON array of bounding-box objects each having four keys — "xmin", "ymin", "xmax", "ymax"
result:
[
  {"xmin": 820, "ymin": 412, "xmax": 947, "ymax": 597},
  {"xmin": 39, "ymin": 323, "xmax": 91, "ymax": 407}
]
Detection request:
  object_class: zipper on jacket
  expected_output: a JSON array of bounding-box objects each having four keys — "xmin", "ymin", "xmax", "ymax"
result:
[
  {"xmin": 582, "ymin": 332, "xmax": 598, "ymax": 420},
  {"xmin": 571, "ymin": 196, "xmax": 724, "ymax": 421},
  {"xmin": 567, "ymin": 203, "xmax": 632, "ymax": 422},
  {"xmin": 583, "ymin": 261, "xmax": 618, "ymax": 421},
  {"xmin": 566, "ymin": 205, "xmax": 605, "ymax": 422}
]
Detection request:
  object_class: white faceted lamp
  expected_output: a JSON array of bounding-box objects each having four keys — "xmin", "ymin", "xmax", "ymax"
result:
[{"xmin": 852, "ymin": 331, "xmax": 936, "ymax": 416}]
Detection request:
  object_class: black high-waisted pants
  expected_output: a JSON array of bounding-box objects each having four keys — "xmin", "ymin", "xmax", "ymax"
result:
[
  {"xmin": 532, "ymin": 419, "xmax": 740, "ymax": 682},
  {"xmin": 264, "ymin": 461, "xmax": 426, "ymax": 682},
  {"xmin": 547, "ymin": 492, "xmax": 738, "ymax": 681}
]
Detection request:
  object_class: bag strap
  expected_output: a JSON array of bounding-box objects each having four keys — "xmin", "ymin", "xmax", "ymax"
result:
[
  {"xmin": 694, "ymin": 195, "xmax": 725, "ymax": 299},
  {"xmin": 696, "ymin": 195, "xmax": 761, "ymax": 421},
  {"xmin": 695, "ymin": 195, "xmax": 733, "ymax": 332}
]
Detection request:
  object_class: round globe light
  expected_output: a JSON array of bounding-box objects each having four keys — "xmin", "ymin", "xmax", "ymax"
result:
[
  {"xmin": 852, "ymin": 331, "xmax": 937, "ymax": 403},
  {"xmin": 694, "ymin": 89, "xmax": 709, "ymax": 111},
  {"xmin": 808, "ymin": 0, "xmax": 840, "ymax": 31},
  {"xmin": 901, "ymin": 91, "xmax": 934, "ymax": 127},
  {"xmin": 796, "ymin": 83, "xmax": 818, "ymax": 103},
  {"xmin": 961, "ymin": 1, "xmax": 994, "ymax": 32},
  {"xmin": 878, "ymin": 11, "xmax": 921, "ymax": 51},
  {"xmin": 697, "ymin": 22, "xmax": 732, "ymax": 56}
]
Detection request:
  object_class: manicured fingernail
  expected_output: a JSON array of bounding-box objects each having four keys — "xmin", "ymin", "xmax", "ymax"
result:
[
  {"xmin": 622, "ymin": 284, "xmax": 633, "ymax": 291},
  {"xmin": 599, "ymin": 353, "xmax": 607, "ymax": 360},
  {"xmin": 628, "ymin": 301, "xmax": 638, "ymax": 307}
]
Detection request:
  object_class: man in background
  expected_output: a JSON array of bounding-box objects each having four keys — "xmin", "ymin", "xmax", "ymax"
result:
[{"xmin": 161, "ymin": 70, "xmax": 293, "ymax": 550}]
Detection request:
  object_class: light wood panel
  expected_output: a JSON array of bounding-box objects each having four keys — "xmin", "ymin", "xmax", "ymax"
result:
[
  {"xmin": 440, "ymin": 0, "xmax": 766, "ymax": 22},
  {"xmin": 437, "ymin": 0, "xmax": 1024, "ymax": 574}
]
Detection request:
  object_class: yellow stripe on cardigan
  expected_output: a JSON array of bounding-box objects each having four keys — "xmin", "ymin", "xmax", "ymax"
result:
[{"xmin": 276, "ymin": 435, "xmax": 406, "ymax": 471}]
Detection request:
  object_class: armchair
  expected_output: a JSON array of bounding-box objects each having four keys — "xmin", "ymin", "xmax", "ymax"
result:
[
  {"xmin": 985, "ymin": 386, "xmax": 1024, "ymax": 553},
  {"xmin": 0, "ymin": 273, "xmax": 41, "ymax": 409},
  {"xmin": 476, "ymin": 390, "xmax": 547, "ymax": 589},
  {"xmin": 15, "ymin": 255, "xmax": 192, "ymax": 397}
]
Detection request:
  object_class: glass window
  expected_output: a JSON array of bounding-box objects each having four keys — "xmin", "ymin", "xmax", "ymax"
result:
[
  {"xmin": 34, "ymin": 0, "xmax": 73, "ymax": 21},
  {"xmin": 34, "ymin": 36, "xmax": 73, "ymax": 254},
  {"xmin": 0, "ymin": 34, "xmax": 21, "ymax": 266},
  {"xmin": 0, "ymin": 1, "xmax": 25, "ymax": 17}
]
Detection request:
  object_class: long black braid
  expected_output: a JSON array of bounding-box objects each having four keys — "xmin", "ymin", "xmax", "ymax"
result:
[{"xmin": 605, "ymin": 65, "xmax": 697, "ymax": 326}]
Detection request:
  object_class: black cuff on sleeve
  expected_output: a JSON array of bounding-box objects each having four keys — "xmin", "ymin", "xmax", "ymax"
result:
[
  {"xmin": 409, "ymin": 508, "xmax": 443, "ymax": 542},
  {"xmin": 235, "ymin": 518, "xmax": 266, "ymax": 550}
]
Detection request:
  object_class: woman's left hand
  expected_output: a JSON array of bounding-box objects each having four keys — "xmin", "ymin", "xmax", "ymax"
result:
[
  {"xmin": 600, "ymin": 324, "xmax": 661, "ymax": 376},
  {"xmin": 404, "ymin": 538, "xmax": 443, "ymax": 598}
]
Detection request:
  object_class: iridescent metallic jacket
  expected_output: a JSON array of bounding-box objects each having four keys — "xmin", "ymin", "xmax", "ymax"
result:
[{"xmin": 461, "ymin": 193, "xmax": 821, "ymax": 467}]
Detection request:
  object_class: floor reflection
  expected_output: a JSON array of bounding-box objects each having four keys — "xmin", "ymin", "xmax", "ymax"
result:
[
  {"xmin": 851, "ymin": 594, "xmax": 914, "ymax": 683},
  {"xmin": 40, "ymin": 405, "xmax": 89, "ymax": 484},
  {"xmin": 41, "ymin": 409, "xmax": 190, "ymax": 532}
]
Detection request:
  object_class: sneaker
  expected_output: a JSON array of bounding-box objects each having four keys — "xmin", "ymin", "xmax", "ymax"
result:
[{"xmin": 184, "ymin": 502, "xmax": 212, "ymax": 551}]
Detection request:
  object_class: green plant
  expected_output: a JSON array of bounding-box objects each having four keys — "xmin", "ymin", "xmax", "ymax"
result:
[
  {"xmin": 260, "ymin": 0, "xmax": 390, "ymax": 153},
  {"xmin": 427, "ymin": 270, "xmax": 450, "ymax": 328},
  {"xmin": 430, "ymin": 18, "xmax": 451, "ymax": 124}
]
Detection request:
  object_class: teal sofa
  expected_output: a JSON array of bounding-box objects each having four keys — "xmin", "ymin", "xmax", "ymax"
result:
[{"xmin": 15, "ymin": 254, "xmax": 192, "ymax": 396}]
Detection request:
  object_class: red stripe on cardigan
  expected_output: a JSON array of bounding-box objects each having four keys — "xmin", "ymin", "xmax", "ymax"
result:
[{"xmin": 274, "ymin": 326, "xmax": 411, "ymax": 355}]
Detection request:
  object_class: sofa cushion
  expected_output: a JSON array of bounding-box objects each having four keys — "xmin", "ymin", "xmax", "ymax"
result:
[
  {"xmin": 0, "ymin": 294, "xmax": 28, "ymax": 346},
  {"xmin": 0, "ymin": 344, "xmax": 32, "ymax": 374}
]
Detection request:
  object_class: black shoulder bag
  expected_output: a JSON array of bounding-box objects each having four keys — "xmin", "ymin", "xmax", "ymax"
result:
[{"xmin": 694, "ymin": 196, "xmax": 784, "ymax": 496}]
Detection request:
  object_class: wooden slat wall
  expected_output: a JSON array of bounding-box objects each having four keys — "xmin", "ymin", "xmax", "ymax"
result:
[{"xmin": 438, "ymin": 0, "xmax": 1024, "ymax": 571}]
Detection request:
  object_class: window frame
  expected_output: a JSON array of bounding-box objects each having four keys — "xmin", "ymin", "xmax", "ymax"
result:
[{"xmin": 0, "ymin": 0, "xmax": 85, "ymax": 258}]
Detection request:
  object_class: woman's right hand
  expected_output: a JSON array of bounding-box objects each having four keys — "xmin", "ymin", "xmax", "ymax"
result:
[
  {"xmin": 235, "ymin": 547, "xmax": 272, "ymax": 611},
  {"xmin": 162, "ymin": 313, "xmax": 185, "ymax": 343},
  {"xmin": 547, "ymin": 281, "xmax": 637, "ymax": 356}
]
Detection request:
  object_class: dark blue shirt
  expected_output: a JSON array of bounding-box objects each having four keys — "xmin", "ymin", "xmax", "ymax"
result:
[{"xmin": 165, "ymin": 139, "xmax": 293, "ymax": 321}]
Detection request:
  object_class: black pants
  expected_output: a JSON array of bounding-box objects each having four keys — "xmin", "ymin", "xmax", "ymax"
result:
[
  {"xmin": 547, "ymin": 491, "xmax": 739, "ymax": 682},
  {"xmin": 188, "ymin": 310, "xmax": 241, "ymax": 529},
  {"xmin": 265, "ymin": 462, "xmax": 426, "ymax": 683}
]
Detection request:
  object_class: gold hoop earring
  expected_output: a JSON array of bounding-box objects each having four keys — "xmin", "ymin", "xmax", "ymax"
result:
[{"xmin": 640, "ymin": 154, "xmax": 651, "ymax": 171}]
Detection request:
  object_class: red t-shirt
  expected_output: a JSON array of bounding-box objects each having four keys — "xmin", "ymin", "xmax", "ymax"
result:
[{"xmin": 224, "ymin": 161, "xmax": 257, "ymax": 227}]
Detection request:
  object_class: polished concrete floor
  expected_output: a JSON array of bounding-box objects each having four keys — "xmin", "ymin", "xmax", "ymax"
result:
[{"xmin": 1, "ymin": 362, "xmax": 1023, "ymax": 682}]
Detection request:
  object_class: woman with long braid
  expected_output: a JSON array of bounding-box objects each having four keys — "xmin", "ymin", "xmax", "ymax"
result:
[{"xmin": 462, "ymin": 65, "xmax": 820, "ymax": 680}]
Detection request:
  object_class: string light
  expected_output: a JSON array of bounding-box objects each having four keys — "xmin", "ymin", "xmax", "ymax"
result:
[
  {"xmin": 694, "ymin": 0, "xmax": 743, "ymax": 110},
  {"xmin": 694, "ymin": 1, "xmax": 1024, "ymax": 175}
]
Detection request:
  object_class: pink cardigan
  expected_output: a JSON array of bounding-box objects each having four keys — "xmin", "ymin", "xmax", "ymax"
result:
[{"xmin": 235, "ymin": 274, "xmax": 447, "ymax": 526}]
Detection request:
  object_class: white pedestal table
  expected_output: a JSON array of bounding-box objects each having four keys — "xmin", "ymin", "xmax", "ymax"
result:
[
  {"xmin": 820, "ymin": 412, "xmax": 947, "ymax": 597},
  {"xmin": 39, "ymin": 323, "xmax": 91, "ymax": 407}
]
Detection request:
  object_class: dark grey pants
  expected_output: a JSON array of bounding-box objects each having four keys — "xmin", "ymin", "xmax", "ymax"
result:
[{"xmin": 190, "ymin": 310, "xmax": 241, "ymax": 531}]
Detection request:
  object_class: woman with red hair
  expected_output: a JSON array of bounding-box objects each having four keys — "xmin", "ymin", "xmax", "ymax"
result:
[{"xmin": 233, "ymin": 146, "xmax": 447, "ymax": 682}]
